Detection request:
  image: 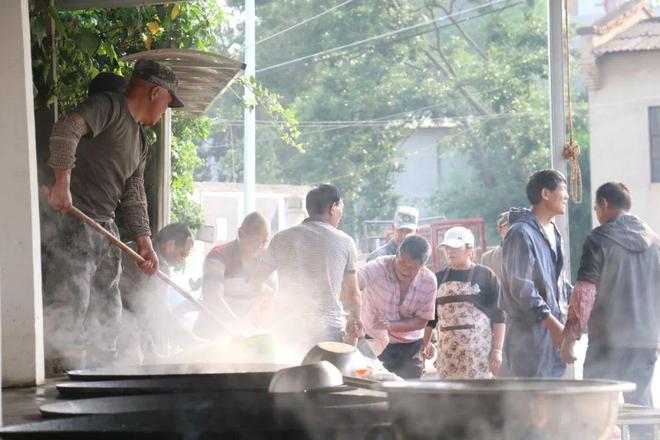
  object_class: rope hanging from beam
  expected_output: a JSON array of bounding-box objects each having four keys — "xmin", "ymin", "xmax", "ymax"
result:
[{"xmin": 562, "ymin": 0, "xmax": 583, "ymax": 204}]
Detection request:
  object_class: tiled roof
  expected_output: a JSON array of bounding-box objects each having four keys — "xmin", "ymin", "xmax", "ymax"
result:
[
  {"xmin": 594, "ymin": 17, "xmax": 660, "ymax": 55},
  {"xmin": 577, "ymin": 0, "xmax": 654, "ymax": 35}
]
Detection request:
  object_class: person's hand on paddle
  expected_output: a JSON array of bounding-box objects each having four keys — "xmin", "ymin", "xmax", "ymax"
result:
[
  {"xmin": 41, "ymin": 170, "xmax": 73, "ymax": 212},
  {"xmin": 48, "ymin": 184, "xmax": 73, "ymax": 212},
  {"xmin": 135, "ymin": 235, "xmax": 159, "ymax": 276}
]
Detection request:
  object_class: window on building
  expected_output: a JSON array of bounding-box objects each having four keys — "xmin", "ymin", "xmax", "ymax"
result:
[{"xmin": 650, "ymin": 107, "xmax": 660, "ymax": 183}]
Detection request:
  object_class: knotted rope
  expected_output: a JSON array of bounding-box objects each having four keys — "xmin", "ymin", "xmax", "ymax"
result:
[{"xmin": 562, "ymin": 0, "xmax": 583, "ymax": 203}]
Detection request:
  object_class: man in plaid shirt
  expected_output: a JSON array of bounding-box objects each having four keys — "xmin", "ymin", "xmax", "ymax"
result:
[{"xmin": 358, "ymin": 235, "xmax": 437, "ymax": 378}]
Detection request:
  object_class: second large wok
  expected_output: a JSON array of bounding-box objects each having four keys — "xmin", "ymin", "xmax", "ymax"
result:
[{"xmin": 380, "ymin": 378, "xmax": 635, "ymax": 440}]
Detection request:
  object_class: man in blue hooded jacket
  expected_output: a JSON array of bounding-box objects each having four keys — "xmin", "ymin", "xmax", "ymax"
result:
[{"xmin": 501, "ymin": 170, "xmax": 572, "ymax": 378}]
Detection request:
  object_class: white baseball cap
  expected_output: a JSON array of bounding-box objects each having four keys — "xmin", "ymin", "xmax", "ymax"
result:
[
  {"xmin": 393, "ymin": 206, "xmax": 419, "ymax": 231},
  {"xmin": 441, "ymin": 226, "xmax": 475, "ymax": 248}
]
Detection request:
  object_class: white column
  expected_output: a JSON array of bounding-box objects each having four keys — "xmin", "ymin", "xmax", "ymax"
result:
[
  {"xmin": 548, "ymin": 0, "xmax": 573, "ymax": 380},
  {"xmin": 161, "ymin": 109, "xmax": 172, "ymax": 226},
  {"xmin": 243, "ymin": 0, "xmax": 256, "ymax": 216},
  {"xmin": 547, "ymin": 0, "xmax": 571, "ymax": 277},
  {"xmin": 0, "ymin": 0, "xmax": 45, "ymax": 386}
]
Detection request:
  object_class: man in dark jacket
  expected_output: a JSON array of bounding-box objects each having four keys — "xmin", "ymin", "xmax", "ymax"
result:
[
  {"xmin": 501, "ymin": 170, "xmax": 572, "ymax": 378},
  {"xmin": 561, "ymin": 182, "xmax": 660, "ymax": 407}
]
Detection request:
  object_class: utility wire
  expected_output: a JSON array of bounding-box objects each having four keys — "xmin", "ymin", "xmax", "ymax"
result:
[
  {"xmin": 254, "ymin": 0, "xmax": 355, "ymax": 47},
  {"xmin": 256, "ymin": 0, "xmax": 509, "ymax": 73}
]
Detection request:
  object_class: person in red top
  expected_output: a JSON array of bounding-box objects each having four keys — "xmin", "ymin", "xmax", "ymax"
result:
[{"xmin": 193, "ymin": 212, "xmax": 271, "ymax": 338}]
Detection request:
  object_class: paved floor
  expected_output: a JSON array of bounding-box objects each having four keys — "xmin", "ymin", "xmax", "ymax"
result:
[{"xmin": 1, "ymin": 377, "xmax": 62, "ymax": 426}]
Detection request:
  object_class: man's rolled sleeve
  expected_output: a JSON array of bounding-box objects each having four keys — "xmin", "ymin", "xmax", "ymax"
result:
[{"xmin": 502, "ymin": 230, "xmax": 550, "ymax": 321}]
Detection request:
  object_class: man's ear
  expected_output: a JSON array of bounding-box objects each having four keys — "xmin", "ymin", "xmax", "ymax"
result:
[
  {"xmin": 540, "ymin": 188, "xmax": 550, "ymax": 201},
  {"xmin": 150, "ymin": 85, "xmax": 161, "ymax": 101}
]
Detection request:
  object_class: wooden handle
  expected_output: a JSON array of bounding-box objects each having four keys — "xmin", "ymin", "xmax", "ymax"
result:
[{"xmin": 66, "ymin": 205, "xmax": 235, "ymax": 337}]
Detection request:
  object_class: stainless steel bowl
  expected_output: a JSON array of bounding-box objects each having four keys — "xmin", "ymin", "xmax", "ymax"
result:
[
  {"xmin": 268, "ymin": 361, "xmax": 343, "ymax": 393},
  {"xmin": 380, "ymin": 378, "xmax": 636, "ymax": 440},
  {"xmin": 301, "ymin": 341, "xmax": 368, "ymax": 376}
]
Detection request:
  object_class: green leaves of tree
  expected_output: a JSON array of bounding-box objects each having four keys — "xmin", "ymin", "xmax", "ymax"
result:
[{"xmin": 30, "ymin": 1, "xmax": 228, "ymax": 232}]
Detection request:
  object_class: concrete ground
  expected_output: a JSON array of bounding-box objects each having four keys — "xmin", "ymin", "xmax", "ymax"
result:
[{"xmin": 1, "ymin": 377, "xmax": 61, "ymax": 426}]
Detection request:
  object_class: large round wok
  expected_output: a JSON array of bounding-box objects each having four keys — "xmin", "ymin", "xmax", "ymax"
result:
[
  {"xmin": 67, "ymin": 362, "xmax": 284, "ymax": 383},
  {"xmin": 379, "ymin": 378, "xmax": 635, "ymax": 440}
]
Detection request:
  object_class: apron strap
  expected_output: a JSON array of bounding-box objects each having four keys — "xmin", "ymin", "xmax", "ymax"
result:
[
  {"xmin": 466, "ymin": 264, "xmax": 476, "ymax": 285},
  {"xmin": 440, "ymin": 267, "xmax": 451, "ymax": 284}
]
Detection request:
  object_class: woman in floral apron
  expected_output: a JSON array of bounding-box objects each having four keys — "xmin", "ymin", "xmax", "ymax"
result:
[{"xmin": 422, "ymin": 226, "xmax": 506, "ymax": 379}]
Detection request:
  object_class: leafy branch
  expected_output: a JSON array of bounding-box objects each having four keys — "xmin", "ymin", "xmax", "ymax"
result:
[{"xmin": 236, "ymin": 76, "xmax": 303, "ymax": 153}]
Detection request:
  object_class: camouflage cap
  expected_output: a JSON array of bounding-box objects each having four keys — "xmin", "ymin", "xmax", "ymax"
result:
[{"xmin": 132, "ymin": 59, "xmax": 184, "ymax": 108}]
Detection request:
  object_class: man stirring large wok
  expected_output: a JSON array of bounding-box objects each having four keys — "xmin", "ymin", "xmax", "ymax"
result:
[{"xmin": 250, "ymin": 184, "xmax": 364, "ymax": 353}]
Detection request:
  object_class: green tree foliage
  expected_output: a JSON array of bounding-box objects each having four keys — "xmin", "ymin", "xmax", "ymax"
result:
[
  {"xmin": 210, "ymin": 0, "xmax": 590, "ymax": 270},
  {"xmin": 30, "ymin": 0, "xmax": 226, "ymax": 232}
]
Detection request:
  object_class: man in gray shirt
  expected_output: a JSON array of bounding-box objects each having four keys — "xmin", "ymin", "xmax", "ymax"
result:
[
  {"xmin": 42, "ymin": 60, "xmax": 183, "ymax": 371},
  {"xmin": 252, "ymin": 184, "xmax": 363, "ymax": 352}
]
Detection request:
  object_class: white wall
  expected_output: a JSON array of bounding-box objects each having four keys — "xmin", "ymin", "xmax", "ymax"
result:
[
  {"xmin": 588, "ymin": 51, "xmax": 660, "ymax": 232},
  {"xmin": 0, "ymin": 0, "xmax": 45, "ymax": 386},
  {"xmin": 395, "ymin": 128, "xmax": 443, "ymax": 202}
]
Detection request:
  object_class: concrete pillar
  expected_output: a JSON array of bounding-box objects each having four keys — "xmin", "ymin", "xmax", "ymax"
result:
[
  {"xmin": 146, "ymin": 109, "xmax": 172, "ymax": 232},
  {"xmin": 547, "ymin": 0, "xmax": 571, "ymax": 278},
  {"xmin": 0, "ymin": 0, "xmax": 45, "ymax": 386}
]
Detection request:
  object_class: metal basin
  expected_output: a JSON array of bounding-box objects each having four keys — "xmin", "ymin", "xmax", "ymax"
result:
[
  {"xmin": 381, "ymin": 378, "xmax": 636, "ymax": 440},
  {"xmin": 301, "ymin": 342, "xmax": 369, "ymax": 376},
  {"xmin": 268, "ymin": 361, "xmax": 344, "ymax": 393}
]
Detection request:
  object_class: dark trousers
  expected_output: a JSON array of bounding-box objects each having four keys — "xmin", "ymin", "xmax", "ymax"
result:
[
  {"xmin": 584, "ymin": 345, "xmax": 657, "ymax": 407},
  {"xmin": 41, "ymin": 210, "xmax": 122, "ymax": 362},
  {"xmin": 378, "ymin": 339, "xmax": 424, "ymax": 379}
]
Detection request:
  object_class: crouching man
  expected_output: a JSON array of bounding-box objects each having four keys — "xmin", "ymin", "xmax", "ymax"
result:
[{"xmin": 358, "ymin": 235, "xmax": 437, "ymax": 378}]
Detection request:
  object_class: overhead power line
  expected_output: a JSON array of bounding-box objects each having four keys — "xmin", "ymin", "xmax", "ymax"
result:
[
  {"xmin": 254, "ymin": 0, "xmax": 355, "ymax": 47},
  {"xmin": 256, "ymin": 0, "xmax": 510, "ymax": 73}
]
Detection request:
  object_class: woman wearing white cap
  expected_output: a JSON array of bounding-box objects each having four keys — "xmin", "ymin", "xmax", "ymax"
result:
[{"xmin": 422, "ymin": 226, "xmax": 506, "ymax": 378}]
